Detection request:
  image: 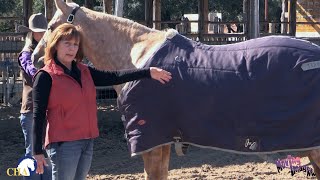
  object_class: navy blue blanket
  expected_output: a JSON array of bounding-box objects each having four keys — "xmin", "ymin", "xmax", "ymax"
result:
[{"xmin": 118, "ymin": 34, "xmax": 320, "ymax": 156}]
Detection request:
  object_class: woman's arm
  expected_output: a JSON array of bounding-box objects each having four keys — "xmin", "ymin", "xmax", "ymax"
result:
[
  {"xmin": 88, "ymin": 66, "xmax": 171, "ymax": 86},
  {"xmin": 33, "ymin": 71, "xmax": 52, "ymax": 155},
  {"xmin": 19, "ymin": 51, "xmax": 38, "ymax": 77},
  {"xmin": 88, "ymin": 66, "xmax": 150, "ymax": 86}
]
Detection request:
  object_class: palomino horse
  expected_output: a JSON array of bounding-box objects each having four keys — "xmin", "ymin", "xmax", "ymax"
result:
[{"xmin": 33, "ymin": 0, "xmax": 320, "ymax": 179}]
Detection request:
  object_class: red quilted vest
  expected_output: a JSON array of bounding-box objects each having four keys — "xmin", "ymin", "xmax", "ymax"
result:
[{"xmin": 41, "ymin": 60, "xmax": 99, "ymax": 147}]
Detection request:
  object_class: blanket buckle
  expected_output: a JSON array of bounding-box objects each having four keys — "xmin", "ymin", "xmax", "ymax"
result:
[{"xmin": 173, "ymin": 136, "xmax": 189, "ymax": 156}]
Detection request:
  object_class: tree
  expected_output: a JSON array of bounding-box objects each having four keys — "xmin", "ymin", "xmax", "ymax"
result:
[
  {"xmin": 209, "ymin": 0, "xmax": 243, "ymax": 21},
  {"xmin": 123, "ymin": 0, "xmax": 144, "ymax": 20},
  {"xmin": 33, "ymin": 0, "xmax": 45, "ymax": 14},
  {"xmin": 0, "ymin": 0, "xmax": 283, "ymax": 32},
  {"xmin": 0, "ymin": 0, "xmax": 45, "ymax": 32},
  {"xmin": 0, "ymin": 0, "xmax": 21, "ymax": 32},
  {"xmin": 0, "ymin": 0, "xmax": 16, "ymax": 15}
]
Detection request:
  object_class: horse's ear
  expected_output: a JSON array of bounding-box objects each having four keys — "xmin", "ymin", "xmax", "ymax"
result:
[{"xmin": 55, "ymin": 0, "xmax": 68, "ymax": 14}]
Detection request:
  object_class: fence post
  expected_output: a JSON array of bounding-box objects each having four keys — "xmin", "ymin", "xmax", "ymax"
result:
[
  {"xmin": 269, "ymin": 23, "xmax": 276, "ymax": 33},
  {"xmin": 115, "ymin": 0, "xmax": 124, "ymax": 17},
  {"xmin": 153, "ymin": 0, "xmax": 161, "ymax": 30},
  {"xmin": 23, "ymin": 0, "xmax": 33, "ymax": 26},
  {"xmin": 198, "ymin": 0, "xmax": 204, "ymax": 42},
  {"xmin": 281, "ymin": 0, "xmax": 288, "ymax": 34},
  {"xmin": 145, "ymin": 0, "xmax": 153, "ymax": 28},
  {"xmin": 3, "ymin": 67, "xmax": 7, "ymax": 105},
  {"xmin": 248, "ymin": 0, "xmax": 260, "ymax": 39},
  {"xmin": 243, "ymin": 0, "xmax": 249, "ymax": 37},
  {"xmin": 289, "ymin": 0, "xmax": 296, "ymax": 36}
]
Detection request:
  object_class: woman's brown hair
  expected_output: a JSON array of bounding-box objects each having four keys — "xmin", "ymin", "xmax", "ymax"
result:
[{"xmin": 44, "ymin": 23, "xmax": 84, "ymax": 64}]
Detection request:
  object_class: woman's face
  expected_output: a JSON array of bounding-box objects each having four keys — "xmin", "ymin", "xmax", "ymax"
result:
[
  {"xmin": 55, "ymin": 37, "xmax": 79, "ymax": 64},
  {"xmin": 32, "ymin": 32, "xmax": 45, "ymax": 42}
]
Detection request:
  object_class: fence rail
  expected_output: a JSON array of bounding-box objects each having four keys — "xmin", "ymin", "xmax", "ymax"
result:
[
  {"xmin": 0, "ymin": 32, "xmax": 118, "ymax": 105},
  {"xmin": 1, "ymin": 30, "xmax": 320, "ymax": 105},
  {"xmin": 0, "ymin": 33, "xmax": 24, "ymax": 105}
]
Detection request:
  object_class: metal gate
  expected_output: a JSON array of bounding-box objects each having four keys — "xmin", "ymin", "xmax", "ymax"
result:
[{"xmin": 0, "ymin": 33, "xmax": 24, "ymax": 106}]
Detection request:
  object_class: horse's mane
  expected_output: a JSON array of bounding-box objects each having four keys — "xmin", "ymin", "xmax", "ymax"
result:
[{"xmin": 80, "ymin": 6, "xmax": 154, "ymax": 35}]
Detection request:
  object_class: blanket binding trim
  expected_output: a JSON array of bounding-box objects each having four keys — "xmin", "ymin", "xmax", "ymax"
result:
[{"xmin": 131, "ymin": 142, "xmax": 320, "ymax": 157}]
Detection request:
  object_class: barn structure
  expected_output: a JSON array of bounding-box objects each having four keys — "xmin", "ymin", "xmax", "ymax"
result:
[{"xmin": 19, "ymin": 0, "xmax": 313, "ymax": 39}]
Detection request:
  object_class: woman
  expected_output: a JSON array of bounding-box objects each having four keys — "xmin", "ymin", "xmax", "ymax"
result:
[
  {"xmin": 33, "ymin": 23, "xmax": 172, "ymax": 180},
  {"xmin": 18, "ymin": 13, "xmax": 51, "ymax": 180}
]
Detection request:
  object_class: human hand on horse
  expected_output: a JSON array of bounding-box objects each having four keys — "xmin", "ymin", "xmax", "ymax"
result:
[
  {"xmin": 150, "ymin": 67, "xmax": 172, "ymax": 84},
  {"xmin": 33, "ymin": 154, "xmax": 48, "ymax": 174}
]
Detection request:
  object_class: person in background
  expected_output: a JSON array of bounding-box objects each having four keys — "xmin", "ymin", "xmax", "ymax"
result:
[
  {"xmin": 32, "ymin": 23, "xmax": 172, "ymax": 180},
  {"xmin": 17, "ymin": 13, "xmax": 51, "ymax": 180}
]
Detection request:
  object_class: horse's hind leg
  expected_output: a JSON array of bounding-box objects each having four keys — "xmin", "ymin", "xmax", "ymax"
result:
[
  {"xmin": 142, "ymin": 144, "xmax": 171, "ymax": 180},
  {"xmin": 161, "ymin": 144, "xmax": 171, "ymax": 178},
  {"xmin": 307, "ymin": 149, "xmax": 320, "ymax": 179}
]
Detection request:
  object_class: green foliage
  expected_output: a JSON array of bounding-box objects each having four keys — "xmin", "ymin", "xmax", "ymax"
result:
[
  {"xmin": 0, "ymin": 0, "xmax": 16, "ymax": 15},
  {"xmin": 73, "ymin": 0, "xmax": 85, "ymax": 5},
  {"xmin": 0, "ymin": 0, "xmax": 45, "ymax": 32},
  {"xmin": 0, "ymin": 0, "xmax": 283, "ymax": 32},
  {"xmin": 124, "ymin": 0, "xmax": 144, "ymax": 20},
  {"xmin": 33, "ymin": 0, "xmax": 45, "ymax": 14},
  {"xmin": 122, "ymin": 0, "xmax": 244, "ymax": 26},
  {"xmin": 123, "ymin": 0, "xmax": 198, "ymax": 28},
  {"xmin": 209, "ymin": 0, "xmax": 243, "ymax": 21},
  {"xmin": 161, "ymin": 0, "xmax": 198, "ymax": 20},
  {"xmin": 0, "ymin": 0, "xmax": 22, "ymax": 32},
  {"xmin": 268, "ymin": 0, "xmax": 282, "ymax": 22}
]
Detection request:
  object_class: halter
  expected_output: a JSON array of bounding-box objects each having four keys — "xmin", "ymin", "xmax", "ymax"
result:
[
  {"xmin": 39, "ymin": 6, "xmax": 81, "ymax": 48},
  {"xmin": 67, "ymin": 6, "xmax": 80, "ymax": 24}
]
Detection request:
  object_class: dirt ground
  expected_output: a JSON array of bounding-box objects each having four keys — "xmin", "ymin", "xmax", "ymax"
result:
[{"xmin": 0, "ymin": 101, "xmax": 317, "ymax": 180}]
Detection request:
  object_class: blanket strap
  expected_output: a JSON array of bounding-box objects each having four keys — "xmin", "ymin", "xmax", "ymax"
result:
[{"xmin": 173, "ymin": 137, "xmax": 189, "ymax": 156}]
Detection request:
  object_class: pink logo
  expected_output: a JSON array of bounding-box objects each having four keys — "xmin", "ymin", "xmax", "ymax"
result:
[{"xmin": 137, "ymin": 120, "xmax": 146, "ymax": 125}]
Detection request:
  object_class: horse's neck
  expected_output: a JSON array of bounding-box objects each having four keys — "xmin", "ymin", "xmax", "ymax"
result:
[
  {"xmin": 76, "ymin": 9, "xmax": 168, "ymax": 93},
  {"xmin": 79, "ymin": 9, "xmax": 167, "ymax": 72}
]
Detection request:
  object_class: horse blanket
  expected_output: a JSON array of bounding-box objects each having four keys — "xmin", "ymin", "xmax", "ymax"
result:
[{"xmin": 117, "ymin": 33, "xmax": 320, "ymax": 156}]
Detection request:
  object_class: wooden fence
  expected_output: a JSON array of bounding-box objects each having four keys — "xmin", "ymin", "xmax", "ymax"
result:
[
  {"xmin": 1, "ymin": 30, "xmax": 320, "ymax": 105},
  {"xmin": 0, "ymin": 33, "xmax": 25, "ymax": 105}
]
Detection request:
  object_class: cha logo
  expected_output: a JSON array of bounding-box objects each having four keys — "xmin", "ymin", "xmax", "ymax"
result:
[{"xmin": 7, "ymin": 156, "xmax": 37, "ymax": 177}]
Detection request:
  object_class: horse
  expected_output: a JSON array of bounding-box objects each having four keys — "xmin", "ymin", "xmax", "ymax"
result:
[{"xmin": 32, "ymin": 0, "xmax": 320, "ymax": 179}]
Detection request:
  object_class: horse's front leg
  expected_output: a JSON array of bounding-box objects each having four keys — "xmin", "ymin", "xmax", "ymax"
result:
[
  {"xmin": 307, "ymin": 149, "xmax": 320, "ymax": 179},
  {"xmin": 142, "ymin": 144, "xmax": 171, "ymax": 180}
]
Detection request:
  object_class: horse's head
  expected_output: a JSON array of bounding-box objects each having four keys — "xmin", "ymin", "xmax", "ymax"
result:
[{"xmin": 32, "ymin": 0, "xmax": 81, "ymax": 67}]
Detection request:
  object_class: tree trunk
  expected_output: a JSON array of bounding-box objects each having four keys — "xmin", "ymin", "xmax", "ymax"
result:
[
  {"xmin": 23, "ymin": 0, "xmax": 33, "ymax": 26},
  {"xmin": 281, "ymin": 0, "xmax": 288, "ymax": 34},
  {"xmin": 85, "ymin": 0, "xmax": 95, "ymax": 10},
  {"xmin": 198, "ymin": 0, "xmax": 204, "ymax": 41},
  {"xmin": 289, "ymin": 0, "xmax": 296, "ymax": 36},
  {"xmin": 44, "ymin": 0, "xmax": 55, "ymax": 21},
  {"xmin": 103, "ymin": 0, "xmax": 112, "ymax": 14},
  {"xmin": 153, "ymin": 0, "xmax": 161, "ymax": 30},
  {"xmin": 145, "ymin": 0, "xmax": 153, "ymax": 28}
]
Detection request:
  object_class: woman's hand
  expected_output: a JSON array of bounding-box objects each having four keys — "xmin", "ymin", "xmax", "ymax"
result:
[
  {"xmin": 33, "ymin": 154, "xmax": 48, "ymax": 174},
  {"xmin": 150, "ymin": 67, "xmax": 172, "ymax": 84}
]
